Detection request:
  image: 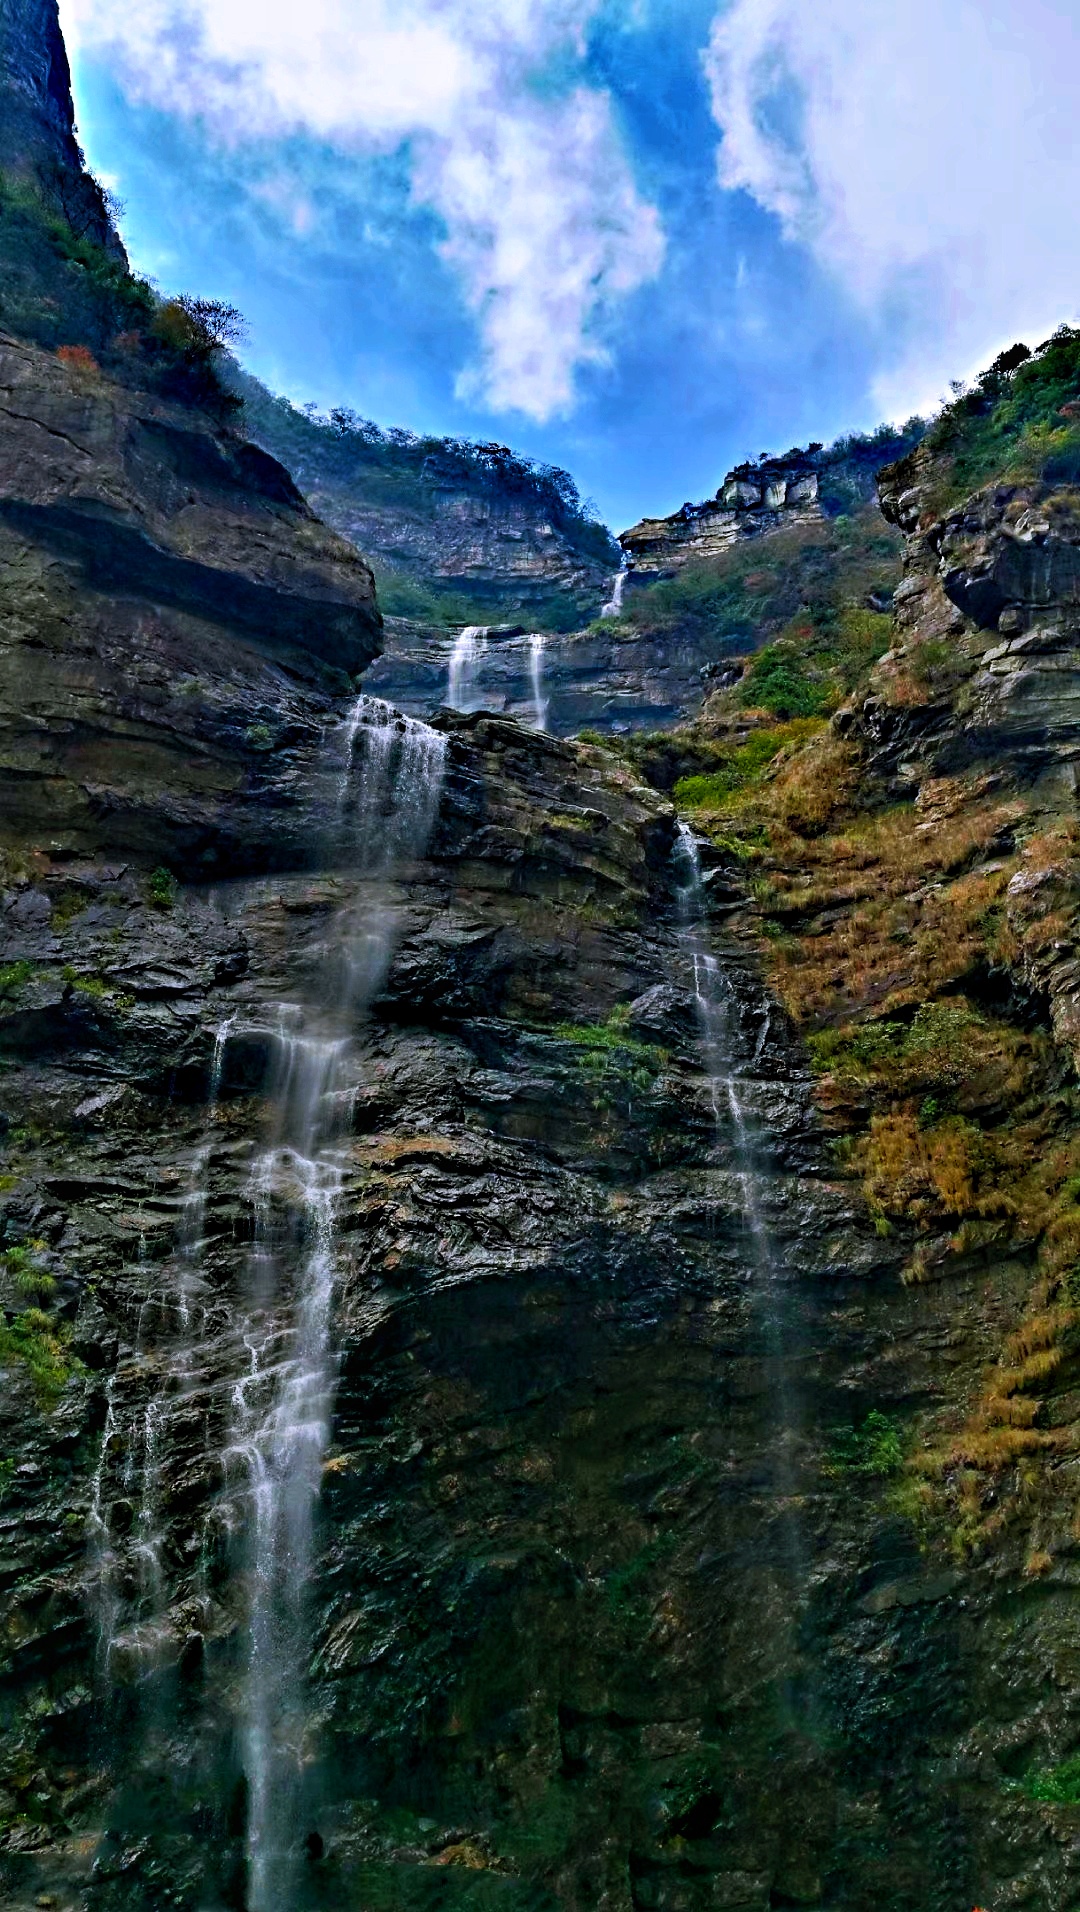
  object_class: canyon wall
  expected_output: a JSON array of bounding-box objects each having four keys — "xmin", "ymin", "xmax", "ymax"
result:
[{"xmin": 3, "ymin": 10, "xmax": 1080, "ymax": 1911}]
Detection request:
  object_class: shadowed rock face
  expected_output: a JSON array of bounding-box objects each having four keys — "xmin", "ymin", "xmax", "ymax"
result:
[
  {"xmin": 0, "ymin": 333, "xmax": 382, "ymax": 867},
  {"xmin": 0, "ymin": 0, "xmax": 120, "ymax": 250},
  {"xmin": 9, "ymin": 10, "xmax": 1080, "ymax": 1911}
]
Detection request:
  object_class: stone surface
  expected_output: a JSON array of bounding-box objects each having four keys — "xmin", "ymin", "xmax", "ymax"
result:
[
  {"xmin": 0, "ymin": 0, "xmax": 120, "ymax": 250},
  {"xmin": 620, "ymin": 452, "xmax": 825, "ymax": 585},
  {"xmin": 234, "ymin": 372, "xmax": 617, "ymax": 629},
  {"xmin": 0, "ymin": 332, "xmax": 382, "ymax": 867},
  {"xmin": 363, "ymin": 617, "xmax": 738, "ymax": 737},
  {"xmin": 4, "ymin": 9, "xmax": 1080, "ymax": 1910}
]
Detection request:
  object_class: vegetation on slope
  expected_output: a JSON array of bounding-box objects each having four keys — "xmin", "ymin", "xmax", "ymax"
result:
[
  {"xmin": 233, "ymin": 369, "xmax": 618, "ymax": 629},
  {"xmin": 904, "ymin": 324, "xmax": 1080, "ymax": 515},
  {"xmin": 603, "ymin": 504, "xmax": 901, "ymax": 700},
  {"xmin": 604, "ymin": 339, "xmax": 1080, "ymax": 1563},
  {"xmin": 0, "ymin": 168, "xmax": 243, "ymax": 418}
]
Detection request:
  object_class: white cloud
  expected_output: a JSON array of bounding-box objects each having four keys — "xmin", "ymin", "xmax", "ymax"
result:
[
  {"xmin": 60, "ymin": 0, "xmax": 663, "ymax": 421},
  {"xmin": 704, "ymin": 0, "xmax": 1080, "ymax": 417}
]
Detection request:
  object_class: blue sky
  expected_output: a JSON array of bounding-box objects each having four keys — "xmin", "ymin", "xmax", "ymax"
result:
[{"xmin": 61, "ymin": 0, "xmax": 1080, "ymax": 530}]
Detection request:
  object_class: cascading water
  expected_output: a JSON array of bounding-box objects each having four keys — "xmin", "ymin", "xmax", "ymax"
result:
[
  {"xmin": 600, "ymin": 567, "xmax": 627, "ymax": 617},
  {"xmin": 529, "ymin": 632, "xmax": 548, "ymax": 731},
  {"xmin": 446, "ymin": 625, "xmax": 487, "ymax": 711},
  {"xmin": 85, "ymin": 695, "xmax": 446, "ymax": 1912},
  {"xmin": 673, "ymin": 823, "xmax": 804, "ymax": 1523},
  {"xmin": 227, "ymin": 696, "xmax": 445, "ymax": 1912}
]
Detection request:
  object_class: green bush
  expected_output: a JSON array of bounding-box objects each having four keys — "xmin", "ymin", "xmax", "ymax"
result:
[
  {"xmin": 146, "ymin": 866, "xmax": 177, "ymax": 911},
  {"xmin": 920, "ymin": 328, "xmax": 1080, "ymax": 506},
  {"xmin": 1011, "ymin": 1753, "xmax": 1080, "ymax": 1805},
  {"xmin": 673, "ymin": 722, "xmax": 820, "ymax": 812},
  {"xmin": 737, "ymin": 646, "xmax": 832, "ymax": 718},
  {"xmin": 824, "ymin": 1409, "xmax": 905, "ymax": 1478}
]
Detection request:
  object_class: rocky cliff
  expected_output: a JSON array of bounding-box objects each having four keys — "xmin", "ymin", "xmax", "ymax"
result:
[
  {"xmin": 619, "ymin": 428, "xmax": 923, "ymax": 586},
  {"xmin": 363, "ymin": 431, "xmax": 921, "ymax": 739},
  {"xmin": 6, "ymin": 7, "xmax": 1080, "ymax": 1909},
  {"xmin": 0, "ymin": 0, "xmax": 120, "ymax": 252},
  {"xmin": 234, "ymin": 373, "xmax": 618, "ymax": 632},
  {"xmin": 0, "ymin": 330, "xmax": 382, "ymax": 868}
]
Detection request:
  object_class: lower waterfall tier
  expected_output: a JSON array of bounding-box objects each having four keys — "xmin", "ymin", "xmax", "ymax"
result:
[{"xmin": 0, "ymin": 711, "xmax": 1071, "ymax": 1912}]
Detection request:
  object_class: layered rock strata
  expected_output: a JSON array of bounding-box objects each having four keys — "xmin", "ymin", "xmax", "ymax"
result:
[
  {"xmin": 620, "ymin": 452, "xmax": 825, "ymax": 584},
  {"xmin": 363, "ymin": 617, "xmax": 733, "ymax": 736},
  {"xmin": 0, "ymin": 332, "xmax": 381, "ymax": 867}
]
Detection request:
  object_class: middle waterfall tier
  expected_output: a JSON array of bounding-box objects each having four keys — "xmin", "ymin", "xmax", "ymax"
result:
[{"xmin": 83, "ymin": 696, "xmax": 448, "ymax": 1912}]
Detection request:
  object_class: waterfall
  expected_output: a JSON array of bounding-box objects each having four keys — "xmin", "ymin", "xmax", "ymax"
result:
[
  {"xmin": 446, "ymin": 625, "xmax": 486, "ymax": 711},
  {"xmin": 673, "ymin": 823, "xmax": 803, "ymax": 1498},
  {"xmin": 600, "ymin": 567, "xmax": 627, "ymax": 617},
  {"xmin": 529, "ymin": 632, "xmax": 548, "ymax": 731},
  {"xmin": 228, "ymin": 696, "xmax": 446, "ymax": 1912},
  {"xmin": 85, "ymin": 695, "xmax": 446, "ymax": 1912}
]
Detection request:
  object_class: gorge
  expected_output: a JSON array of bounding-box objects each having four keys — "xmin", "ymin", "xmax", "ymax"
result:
[{"xmin": 5, "ymin": 8, "xmax": 1080, "ymax": 1912}]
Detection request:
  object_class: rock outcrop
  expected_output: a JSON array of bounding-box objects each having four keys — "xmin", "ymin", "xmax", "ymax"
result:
[
  {"xmin": 364, "ymin": 615, "xmax": 742, "ymax": 735},
  {"xmin": 0, "ymin": 0, "xmax": 120, "ymax": 252},
  {"xmin": 621, "ymin": 450, "xmax": 826, "ymax": 584},
  {"xmin": 235, "ymin": 372, "xmax": 617, "ymax": 629},
  {"xmin": 0, "ymin": 332, "xmax": 381, "ymax": 867}
]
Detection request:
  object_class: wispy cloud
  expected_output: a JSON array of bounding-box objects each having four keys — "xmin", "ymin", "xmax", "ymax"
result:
[
  {"xmin": 704, "ymin": 0, "xmax": 1080, "ymax": 416},
  {"xmin": 61, "ymin": 0, "xmax": 663, "ymax": 422}
]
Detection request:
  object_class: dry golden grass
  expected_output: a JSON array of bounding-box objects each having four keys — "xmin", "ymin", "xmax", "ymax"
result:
[{"xmin": 725, "ymin": 715, "xmax": 1080, "ymax": 1549}]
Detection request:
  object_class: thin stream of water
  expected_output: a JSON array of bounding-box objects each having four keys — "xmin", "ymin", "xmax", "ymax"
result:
[
  {"xmin": 228, "ymin": 697, "xmax": 446, "ymax": 1912},
  {"xmin": 529, "ymin": 632, "xmax": 548, "ymax": 730},
  {"xmin": 673, "ymin": 822, "xmax": 805, "ymax": 1536},
  {"xmin": 600, "ymin": 568, "xmax": 627, "ymax": 616}
]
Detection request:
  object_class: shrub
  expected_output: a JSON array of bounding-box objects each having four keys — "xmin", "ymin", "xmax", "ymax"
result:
[
  {"xmin": 56, "ymin": 343, "xmax": 99, "ymax": 373},
  {"xmin": 824, "ymin": 1409, "xmax": 905, "ymax": 1477},
  {"xmin": 674, "ymin": 721, "xmax": 822, "ymax": 813},
  {"xmin": 146, "ymin": 866, "xmax": 177, "ymax": 911},
  {"xmin": 553, "ymin": 1006, "xmax": 664, "ymax": 1118},
  {"xmin": 915, "ymin": 327, "xmax": 1080, "ymax": 509},
  {"xmin": 0, "ymin": 1307, "xmax": 79, "ymax": 1409},
  {"xmin": 1011, "ymin": 1754, "xmax": 1080, "ymax": 1805}
]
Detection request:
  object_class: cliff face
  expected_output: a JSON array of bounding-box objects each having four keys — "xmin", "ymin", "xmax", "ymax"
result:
[
  {"xmin": 363, "ymin": 614, "xmax": 736, "ymax": 735},
  {"xmin": 620, "ymin": 450, "xmax": 826, "ymax": 584},
  {"xmin": 235, "ymin": 374, "xmax": 617, "ymax": 631},
  {"xmin": 0, "ymin": 332, "xmax": 382, "ymax": 868},
  {"xmin": 0, "ymin": 0, "xmax": 120, "ymax": 251},
  {"xmin": 9, "ymin": 8, "xmax": 1080, "ymax": 1909},
  {"xmin": 364, "ymin": 436, "xmax": 916, "ymax": 738}
]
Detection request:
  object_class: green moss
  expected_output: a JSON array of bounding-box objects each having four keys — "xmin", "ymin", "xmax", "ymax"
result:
[
  {"xmin": 0, "ymin": 1307, "xmax": 80, "ymax": 1410},
  {"xmin": 1010, "ymin": 1753, "xmax": 1080, "ymax": 1805},
  {"xmin": 0, "ymin": 961, "xmax": 33, "ymax": 999}
]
